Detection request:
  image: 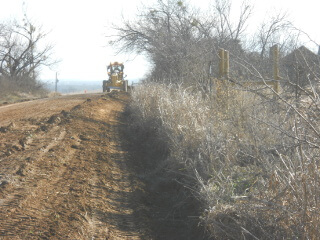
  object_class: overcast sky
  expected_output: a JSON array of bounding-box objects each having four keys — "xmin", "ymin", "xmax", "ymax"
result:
[{"xmin": 0, "ymin": 0, "xmax": 319, "ymax": 83}]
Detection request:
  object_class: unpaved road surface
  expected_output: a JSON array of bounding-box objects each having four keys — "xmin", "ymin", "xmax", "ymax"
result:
[{"xmin": 0, "ymin": 92, "xmax": 151, "ymax": 239}]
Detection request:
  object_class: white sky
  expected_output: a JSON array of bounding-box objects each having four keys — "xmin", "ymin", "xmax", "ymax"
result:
[{"xmin": 0, "ymin": 0, "xmax": 319, "ymax": 83}]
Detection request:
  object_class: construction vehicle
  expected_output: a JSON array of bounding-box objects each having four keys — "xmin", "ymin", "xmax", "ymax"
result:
[{"xmin": 102, "ymin": 62, "xmax": 128, "ymax": 92}]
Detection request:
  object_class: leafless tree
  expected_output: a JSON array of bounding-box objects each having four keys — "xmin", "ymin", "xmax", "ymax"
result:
[
  {"xmin": 0, "ymin": 18, "xmax": 55, "ymax": 88},
  {"xmin": 252, "ymin": 12, "xmax": 294, "ymax": 58},
  {"xmin": 110, "ymin": 0, "xmax": 253, "ymax": 88},
  {"xmin": 211, "ymin": 0, "xmax": 252, "ymax": 44},
  {"xmin": 110, "ymin": 0, "xmax": 204, "ymax": 80}
]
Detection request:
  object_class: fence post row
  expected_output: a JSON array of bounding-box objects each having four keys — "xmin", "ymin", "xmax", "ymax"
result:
[{"xmin": 217, "ymin": 45, "xmax": 280, "ymax": 95}]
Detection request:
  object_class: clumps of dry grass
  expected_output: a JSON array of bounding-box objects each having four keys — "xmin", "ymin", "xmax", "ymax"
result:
[
  {"xmin": 0, "ymin": 77, "xmax": 49, "ymax": 103},
  {"xmin": 0, "ymin": 77, "xmax": 16, "ymax": 96},
  {"xmin": 129, "ymin": 81, "xmax": 320, "ymax": 239},
  {"xmin": 47, "ymin": 92, "xmax": 62, "ymax": 98}
]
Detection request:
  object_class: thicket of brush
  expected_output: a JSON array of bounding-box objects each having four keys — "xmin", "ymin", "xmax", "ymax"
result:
[
  {"xmin": 0, "ymin": 76, "xmax": 48, "ymax": 103},
  {"xmin": 128, "ymin": 81, "xmax": 320, "ymax": 239}
]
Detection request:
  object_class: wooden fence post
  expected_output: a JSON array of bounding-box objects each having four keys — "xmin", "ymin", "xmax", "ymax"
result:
[
  {"xmin": 217, "ymin": 48, "xmax": 230, "ymax": 111},
  {"xmin": 271, "ymin": 44, "xmax": 280, "ymax": 94},
  {"xmin": 219, "ymin": 48, "xmax": 225, "ymax": 78},
  {"xmin": 224, "ymin": 49, "xmax": 229, "ymax": 79},
  {"xmin": 219, "ymin": 48, "xmax": 230, "ymax": 79}
]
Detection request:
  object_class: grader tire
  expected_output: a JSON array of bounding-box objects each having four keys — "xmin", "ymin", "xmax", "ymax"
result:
[
  {"xmin": 102, "ymin": 80, "xmax": 107, "ymax": 92},
  {"xmin": 123, "ymin": 80, "xmax": 128, "ymax": 92}
]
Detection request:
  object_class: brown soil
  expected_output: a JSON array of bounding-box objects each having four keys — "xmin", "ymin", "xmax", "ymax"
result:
[{"xmin": 0, "ymin": 92, "xmax": 152, "ymax": 239}]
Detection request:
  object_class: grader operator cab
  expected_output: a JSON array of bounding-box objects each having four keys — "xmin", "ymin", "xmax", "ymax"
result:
[{"xmin": 102, "ymin": 62, "xmax": 128, "ymax": 92}]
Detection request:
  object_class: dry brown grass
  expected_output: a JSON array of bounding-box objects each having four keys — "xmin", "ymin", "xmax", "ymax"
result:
[
  {"xmin": 129, "ymin": 81, "xmax": 320, "ymax": 239},
  {"xmin": 0, "ymin": 77, "xmax": 49, "ymax": 104}
]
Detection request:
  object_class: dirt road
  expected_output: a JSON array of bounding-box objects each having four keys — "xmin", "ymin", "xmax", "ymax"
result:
[{"xmin": 0, "ymin": 92, "xmax": 151, "ymax": 239}]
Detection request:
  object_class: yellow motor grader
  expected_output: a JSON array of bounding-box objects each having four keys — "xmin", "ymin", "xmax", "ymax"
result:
[{"xmin": 102, "ymin": 62, "xmax": 128, "ymax": 92}]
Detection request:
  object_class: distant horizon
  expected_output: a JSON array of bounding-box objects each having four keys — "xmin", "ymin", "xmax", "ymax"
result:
[
  {"xmin": 41, "ymin": 78, "xmax": 141, "ymax": 83},
  {"xmin": 39, "ymin": 77, "xmax": 143, "ymax": 82},
  {"xmin": 43, "ymin": 78, "xmax": 140, "ymax": 93}
]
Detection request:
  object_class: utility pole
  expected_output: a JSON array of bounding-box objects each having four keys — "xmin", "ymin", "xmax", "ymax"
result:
[{"xmin": 55, "ymin": 72, "xmax": 59, "ymax": 92}]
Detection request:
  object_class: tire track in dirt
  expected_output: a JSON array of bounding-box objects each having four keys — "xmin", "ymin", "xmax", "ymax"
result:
[
  {"xmin": 79, "ymin": 95, "xmax": 150, "ymax": 239},
  {"xmin": 0, "ymin": 92, "xmax": 151, "ymax": 239},
  {"xmin": 0, "ymin": 119, "xmax": 78, "ymax": 238},
  {"xmin": 0, "ymin": 127, "xmax": 67, "ymax": 207},
  {"xmin": 0, "ymin": 93, "xmax": 102, "ymax": 125}
]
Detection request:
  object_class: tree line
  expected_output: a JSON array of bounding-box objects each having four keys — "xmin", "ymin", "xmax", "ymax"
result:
[{"xmin": 110, "ymin": 0, "xmax": 315, "ymax": 93}]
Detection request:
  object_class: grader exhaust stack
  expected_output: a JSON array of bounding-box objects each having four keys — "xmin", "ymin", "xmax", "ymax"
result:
[{"xmin": 102, "ymin": 62, "xmax": 128, "ymax": 92}]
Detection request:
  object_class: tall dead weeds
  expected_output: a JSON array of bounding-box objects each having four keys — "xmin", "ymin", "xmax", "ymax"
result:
[{"xmin": 129, "ymin": 82, "xmax": 320, "ymax": 239}]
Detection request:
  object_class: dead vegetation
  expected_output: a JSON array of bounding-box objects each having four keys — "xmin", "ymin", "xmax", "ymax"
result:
[
  {"xmin": 127, "ymin": 81, "xmax": 320, "ymax": 239},
  {"xmin": 110, "ymin": 0, "xmax": 320, "ymax": 237}
]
